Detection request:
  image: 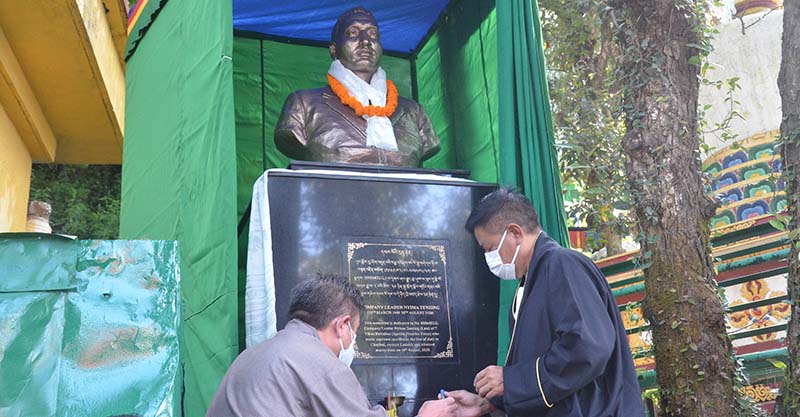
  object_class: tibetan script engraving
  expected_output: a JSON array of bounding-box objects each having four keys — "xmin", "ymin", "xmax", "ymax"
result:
[{"xmin": 347, "ymin": 241, "xmax": 454, "ymax": 360}]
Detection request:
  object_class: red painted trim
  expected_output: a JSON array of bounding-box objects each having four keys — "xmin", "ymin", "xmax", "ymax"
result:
[
  {"xmin": 716, "ymin": 259, "xmax": 787, "ymax": 282},
  {"xmin": 616, "ymin": 292, "xmax": 645, "ymax": 305},
  {"xmin": 595, "ymin": 252, "xmax": 637, "ymax": 269},
  {"xmin": 636, "ymin": 362, "xmax": 656, "ymax": 371},
  {"xmin": 760, "ymin": 402, "xmax": 775, "ymax": 414},
  {"xmin": 734, "ymin": 339, "xmax": 787, "ymax": 355}
]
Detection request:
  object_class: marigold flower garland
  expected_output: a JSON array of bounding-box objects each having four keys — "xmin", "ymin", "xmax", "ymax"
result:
[{"xmin": 327, "ymin": 74, "xmax": 398, "ymax": 118}]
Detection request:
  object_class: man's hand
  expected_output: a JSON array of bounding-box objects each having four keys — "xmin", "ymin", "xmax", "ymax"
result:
[
  {"xmin": 440, "ymin": 390, "xmax": 495, "ymax": 417},
  {"xmin": 417, "ymin": 397, "xmax": 457, "ymax": 417},
  {"xmin": 474, "ymin": 365, "xmax": 504, "ymax": 399}
]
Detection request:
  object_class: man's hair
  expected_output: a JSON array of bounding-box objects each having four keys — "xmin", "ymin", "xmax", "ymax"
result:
[
  {"xmin": 330, "ymin": 6, "xmax": 377, "ymax": 44},
  {"xmin": 288, "ymin": 273, "xmax": 366, "ymax": 329},
  {"xmin": 465, "ymin": 188, "xmax": 541, "ymax": 234}
]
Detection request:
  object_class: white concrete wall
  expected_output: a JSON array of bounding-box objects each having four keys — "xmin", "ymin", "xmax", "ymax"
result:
[{"xmin": 699, "ymin": 10, "xmax": 783, "ymax": 155}]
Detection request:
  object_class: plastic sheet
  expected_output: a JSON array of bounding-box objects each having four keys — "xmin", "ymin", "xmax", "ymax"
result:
[
  {"xmin": 0, "ymin": 233, "xmax": 77, "ymax": 292},
  {"xmin": 232, "ymin": 0, "xmax": 451, "ymax": 54},
  {"xmin": 0, "ymin": 235, "xmax": 181, "ymax": 417}
]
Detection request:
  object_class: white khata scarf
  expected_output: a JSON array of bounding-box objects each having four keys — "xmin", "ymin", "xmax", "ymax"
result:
[{"xmin": 328, "ymin": 60, "xmax": 399, "ymax": 151}]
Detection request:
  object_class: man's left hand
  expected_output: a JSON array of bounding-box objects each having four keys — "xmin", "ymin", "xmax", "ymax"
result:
[{"xmin": 474, "ymin": 365, "xmax": 504, "ymax": 399}]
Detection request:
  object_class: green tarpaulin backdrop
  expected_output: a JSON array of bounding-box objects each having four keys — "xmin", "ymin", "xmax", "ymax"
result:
[
  {"xmin": 0, "ymin": 235, "xmax": 181, "ymax": 417},
  {"xmin": 121, "ymin": 0, "xmax": 568, "ymax": 414}
]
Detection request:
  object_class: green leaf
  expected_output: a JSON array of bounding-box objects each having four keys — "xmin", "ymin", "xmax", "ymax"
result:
[
  {"xmin": 769, "ymin": 219, "xmax": 787, "ymax": 231},
  {"xmin": 689, "ymin": 343, "xmax": 698, "ymax": 351},
  {"xmin": 671, "ymin": 321, "xmax": 680, "ymax": 329},
  {"xmin": 613, "ymin": 201, "xmax": 632, "ymax": 210},
  {"xmin": 767, "ymin": 359, "xmax": 787, "ymax": 370},
  {"xmin": 688, "ymin": 55, "xmax": 701, "ymax": 66}
]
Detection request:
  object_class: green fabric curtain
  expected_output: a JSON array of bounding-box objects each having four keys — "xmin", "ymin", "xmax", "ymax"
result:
[
  {"xmin": 495, "ymin": 0, "xmax": 570, "ymax": 364},
  {"xmin": 416, "ymin": 0, "xmax": 499, "ymax": 182},
  {"xmin": 120, "ymin": 1, "xmax": 238, "ymax": 416}
]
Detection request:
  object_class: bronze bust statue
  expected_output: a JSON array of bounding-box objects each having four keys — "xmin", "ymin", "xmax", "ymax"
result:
[{"xmin": 275, "ymin": 7, "xmax": 440, "ymax": 167}]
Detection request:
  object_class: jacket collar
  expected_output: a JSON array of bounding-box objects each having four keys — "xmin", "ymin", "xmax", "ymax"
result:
[
  {"xmin": 524, "ymin": 231, "xmax": 560, "ymax": 286},
  {"xmin": 506, "ymin": 232, "xmax": 560, "ymax": 361},
  {"xmin": 286, "ymin": 318, "xmax": 322, "ymax": 340},
  {"xmin": 322, "ymin": 88, "xmax": 368, "ymax": 138}
]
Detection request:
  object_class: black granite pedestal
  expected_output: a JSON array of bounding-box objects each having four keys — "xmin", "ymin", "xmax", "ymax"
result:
[{"xmin": 266, "ymin": 167, "xmax": 499, "ymax": 417}]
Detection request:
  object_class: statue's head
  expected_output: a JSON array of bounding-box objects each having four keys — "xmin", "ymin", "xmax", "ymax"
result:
[{"xmin": 329, "ymin": 7, "xmax": 383, "ymax": 82}]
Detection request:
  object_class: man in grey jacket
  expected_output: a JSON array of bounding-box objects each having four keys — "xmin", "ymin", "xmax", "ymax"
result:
[{"xmin": 207, "ymin": 274, "xmax": 457, "ymax": 417}]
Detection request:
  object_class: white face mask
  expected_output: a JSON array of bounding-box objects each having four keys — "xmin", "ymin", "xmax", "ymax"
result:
[
  {"xmin": 484, "ymin": 229, "xmax": 520, "ymax": 281},
  {"xmin": 338, "ymin": 322, "xmax": 357, "ymax": 367}
]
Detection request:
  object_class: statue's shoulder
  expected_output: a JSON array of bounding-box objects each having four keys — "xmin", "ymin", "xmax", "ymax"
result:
[
  {"xmin": 396, "ymin": 95, "xmax": 422, "ymax": 111},
  {"xmin": 287, "ymin": 86, "xmax": 331, "ymax": 101},
  {"xmin": 282, "ymin": 87, "xmax": 333, "ymax": 113}
]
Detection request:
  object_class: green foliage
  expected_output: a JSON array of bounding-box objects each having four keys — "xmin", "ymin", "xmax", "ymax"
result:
[
  {"xmin": 642, "ymin": 387, "xmax": 660, "ymax": 409},
  {"xmin": 768, "ymin": 358, "xmax": 788, "ymax": 370},
  {"xmin": 28, "ymin": 164, "xmax": 121, "ymax": 239},
  {"xmin": 540, "ymin": 0, "xmax": 631, "ymax": 253}
]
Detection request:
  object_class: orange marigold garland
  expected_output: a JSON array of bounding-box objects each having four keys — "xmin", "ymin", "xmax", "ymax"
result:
[{"xmin": 327, "ymin": 74, "xmax": 398, "ymax": 118}]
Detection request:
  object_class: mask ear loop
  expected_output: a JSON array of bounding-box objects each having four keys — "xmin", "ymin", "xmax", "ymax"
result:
[
  {"xmin": 339, "ymin": 321, "xmax": 355, "ymax": 349},
  {"xmin": 510, "ymin": 243, "xmax": 521, "ymax": 264},
  {"xmin": 348, "ymin": 322, "xmax": 356, "ymax": 345},
  {"xmin": 338, "ymin": 319, "xmax": 351, "ymax": 349},
  {"xmin": 497, "ymin": 229, "xmax": 509, "ymax": 249}
]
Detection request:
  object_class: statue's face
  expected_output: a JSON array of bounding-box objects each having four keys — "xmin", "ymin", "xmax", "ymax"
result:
[{"xmin": 331, "ymin": 14, "xmax": 383, "ymax": 81}]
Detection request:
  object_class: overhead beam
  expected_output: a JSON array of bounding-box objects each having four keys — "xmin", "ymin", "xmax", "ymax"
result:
[
  {"xmin": 0, "ymin": 24, "xmax": 57, "ymax": 162},
  {"xmin": 71, "ymin": 0, "xmax": 125, "ymax": 150},
  {"xmin": 102, "ymin": 0, "xmax": 130, "ymax": 63}
]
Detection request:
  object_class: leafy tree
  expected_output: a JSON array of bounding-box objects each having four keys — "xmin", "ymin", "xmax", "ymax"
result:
[
  {"xmin": 540, "ymin": 0, "xmax": 631, "ymax": 255},
  {"xmin": 28, "ymin": 164, "xmax": 121, "ymax": 239}
]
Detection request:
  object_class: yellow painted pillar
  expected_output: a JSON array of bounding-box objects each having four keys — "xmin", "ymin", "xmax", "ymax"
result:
[{"xmin": 0, "ymin": 103, "xmax": 31, "ymax": 232}]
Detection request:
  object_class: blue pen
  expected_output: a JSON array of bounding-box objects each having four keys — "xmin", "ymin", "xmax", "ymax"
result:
[{"xmin": 439, "ymin": 389, "xmax": 446, "ymax": 399}]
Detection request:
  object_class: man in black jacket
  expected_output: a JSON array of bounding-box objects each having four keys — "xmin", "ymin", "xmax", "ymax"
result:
[{"xmin": 445, "ymin": 189, "xmax": 645, "ymax": 417}]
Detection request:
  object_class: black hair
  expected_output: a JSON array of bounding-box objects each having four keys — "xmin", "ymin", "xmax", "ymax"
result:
[
  {"xmin": 288, "ymin": 273, "xmax": 366, "ymax": 329},
  {"xmin": 330, "ymin": 6, "xmax": 377, "ymax": 44},
  {"xmin": 465, "ymin": 188, "xmax": 541, "ymax": 234}
]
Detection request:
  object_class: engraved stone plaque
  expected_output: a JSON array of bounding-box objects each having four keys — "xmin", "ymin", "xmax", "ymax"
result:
[{"xmin": 347, "ymin": 241, "xmax": 454, "ymax": 360}]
